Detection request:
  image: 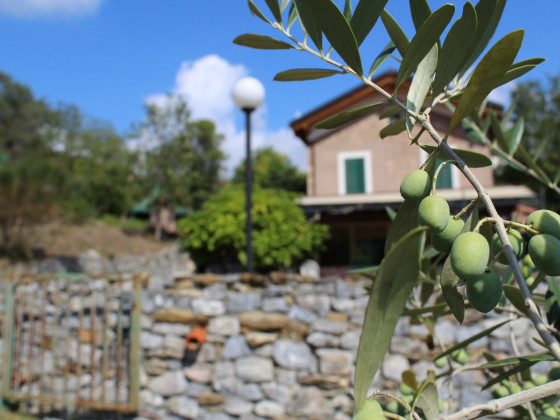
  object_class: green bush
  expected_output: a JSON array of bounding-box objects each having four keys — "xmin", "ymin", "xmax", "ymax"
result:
[{"xmin": 177, "ymin": 187, "xmax": 329, "ymax": 271}]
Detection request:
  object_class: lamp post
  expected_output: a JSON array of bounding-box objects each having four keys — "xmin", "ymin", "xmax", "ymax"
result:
[{"xmin": 233, "ymin": 76, "xmax": 265, "ymax": 273}]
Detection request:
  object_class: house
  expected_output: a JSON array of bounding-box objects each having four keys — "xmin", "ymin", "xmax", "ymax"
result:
[{"xmin": 290, "ymin": 70, "xmax": 535, "ymax": 268}]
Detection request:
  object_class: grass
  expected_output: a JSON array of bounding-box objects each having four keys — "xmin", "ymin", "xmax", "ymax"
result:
[{"xmin": 100, "ymin": 214, "xmax": 149, "ymax": 233}]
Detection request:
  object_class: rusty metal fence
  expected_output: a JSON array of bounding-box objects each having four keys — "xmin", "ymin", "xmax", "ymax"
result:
[{"xmin": 1, "ymin": 272, "xmax": 143, "ymax": 414}]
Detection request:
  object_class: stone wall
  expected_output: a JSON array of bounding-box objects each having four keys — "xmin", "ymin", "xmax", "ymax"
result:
[{"xmin": 3, "ymin": 248, "xmax": 545, "ymax": 420}]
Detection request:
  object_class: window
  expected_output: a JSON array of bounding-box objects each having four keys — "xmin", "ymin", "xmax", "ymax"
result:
[
  {"xmin": 337, "ymin": 151, "xmax": 372, "ymax": 195},
  {"xmin": 435, "ymin": 158, "xmax": 453, "ymax": 189}
]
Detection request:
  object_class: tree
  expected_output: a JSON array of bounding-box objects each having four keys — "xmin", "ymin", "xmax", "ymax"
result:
[
  {"xmin": 138, "ymin": 95, "xmax": 226, "ymax": 211},
  {"xmin": 232, "ymin": 146, "xmax": 306, "ymax": 193},
  {"xmin": 495, "ymin": 74, "xmax": 560, "ymax": 209},
  {"xmin": 177, "ymin": 187, "xmax": 329, "ymax": 271},
  {"xmin": 235, "ymin": 0, "xmax": 560, "ymax": 418}
]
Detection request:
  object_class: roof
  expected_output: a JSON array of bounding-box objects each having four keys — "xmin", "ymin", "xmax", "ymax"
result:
[
  {"xmin": 290, "ymin": 69, "xmax": 503, "ymax": 145},
  {"xmin": 130, "ymin": 186, "xmax": 189, "ymax": 217},
  {"xmin": 297, "ymin": 185, "xmax": 536, "ymax": 214}
]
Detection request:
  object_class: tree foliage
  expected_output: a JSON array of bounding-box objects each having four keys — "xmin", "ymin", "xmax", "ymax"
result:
[
  {"xmin": 232, "ymin": 146, "xmax": 306, "ymax": 193},
  {"xmin": 137, "ymin": 96, "xmax": 226, "ymax": 211},
  {"xmin": 177, "ymin": 187, "xmax": 329, "ymax": 271},
  {"xmin": 496, "ymin": 73, "xmax": 560, "ymax": 209}
]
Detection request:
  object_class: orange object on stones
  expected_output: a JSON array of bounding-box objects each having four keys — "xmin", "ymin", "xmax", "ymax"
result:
[{"xmin": 185, "ymin": 327, "xmax": 207, "ymax": 351}]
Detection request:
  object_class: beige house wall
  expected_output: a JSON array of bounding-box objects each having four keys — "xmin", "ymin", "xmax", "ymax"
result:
[{"xmin": 308, "ymin": 107, "xmax": 494, "ymax": 197}]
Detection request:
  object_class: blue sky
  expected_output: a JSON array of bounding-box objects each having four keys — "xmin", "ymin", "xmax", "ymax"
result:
[{"xmin": 0, "ymin": 0, "xmax": 558, "ymax": 173}]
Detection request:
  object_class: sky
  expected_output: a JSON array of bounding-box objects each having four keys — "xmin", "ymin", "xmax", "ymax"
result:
[{"xmin": 0, "ymin": 0, "xmax": 558, "ymax": 174}]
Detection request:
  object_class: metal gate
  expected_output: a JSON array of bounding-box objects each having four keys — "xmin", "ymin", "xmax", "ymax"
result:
[{"xmin": 1, "ymin": 272, "xmax": 143, "ymax": 414}]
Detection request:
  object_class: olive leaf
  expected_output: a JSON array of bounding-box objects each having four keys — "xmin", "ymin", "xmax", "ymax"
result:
[
  {"xmin": 310, "ymin": 0, "xmax": 363, "ymax": 75},
  {"xmin": 413, "ymin": 381, "xmax": 439, "ymax": 420},
  {"xmin": 264, "ymin": 0, "xmax": 282, "ymax": 23},
  {"xmin": 497, "ymin": 58, "xmax": 546, "ymax": 87},
  {"xmin": 449, "ymin": 30, "xmax": 524, "ymax": 131},
  {"xmin": 440, "ymin": 256, "xmax": 464, "ymax": 324},
  {"xmin": 506, "ymin": 117, "xmax": 524, "ymax": 156},
  {"xmin": 396, "ymin": 3, "xmax": 455, "ymax": 89},
  {"xmin": 248, "ymin": 0, "xmax": 272, "ymax": 24},
  {"xmin": 503, "ymin": 284, "xmax": 530, "ymax": 317},
  {"xmin": 380, "ymin": 118, "xmax": 406, "ymax": 139},
  {"xmin": 350, "ymin": 0, "xmax": 389, "ymax": 46},
  {"xmin": 419, "ymin": 144, "xmax": 492, "ymax": 168},
  {"xmin": 482, "ymin": 361, "xmax": 539, "ymax": 391},
  {"xmin": 410, "ymin": 0, "xmax": 432, "ymax": 31},
  {"xmin": 384, "ymin": 198, "xmax": 420, "ymax": 254},
  {"xmin": 315, "ymin": 102, "xmax": 385, "ymax": 129},
  {"xmin": 406, "ymin": 43, "xmax": 438, "ymax": 135},
  {"xmin": 354, "ymin": 227, "xmax": 425, "ymax": 411},
  {"xmin": 459, "ymin": 0, "xmax": 506, "ymax": 78},
  {"xmin": 274, "ymin": 68, "xmax": 341, "ymax": 82},
  {"xmin": 432, "ymin": 2, "xmax": 477, "ymax": 98},
  {"xmin": 368, "ymin": 41, "xmax": 396, "ymax": 78},
  {"xmin": 380, "ymin": 10, "xmax": 409, "ymax": 57},
  {"xmin": 233, "ymin": 34, "xmax": 294, "ymax": 50},
  {"xmin": 294, "ymin": 0, "xmax": 323, "ymax": 52}
]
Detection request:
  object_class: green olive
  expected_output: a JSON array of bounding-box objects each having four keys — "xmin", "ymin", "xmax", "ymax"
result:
[
  {"xmin": 450, "ymin": 232, "xmax": 490, "ymax": 281},
  {"xmin": 432, "ymin": 217, "xmax": 465, "ymax": 253},
  {"xmin": 450, "ymin": 348, "xmax": 468, "ymax": 365},
  {"xmin": 526, "ymin": 209, "xmax": 560, "ymax": 239},
  {"xmin": 466, "ymin": 269, "xmax": 503, "ymax": 313},
  {"xmin": 418, "ymin": 195, "xmax": 450, "ymax": 233},
  {"xmin": 528, "ymin": 234, "xmax": 560, "ymax": 276},
  {"xmin": 490, "ymin": 230, "xmax": 524, "ymax": 264},
  {"xmin": 400, "ymin": 170, "xmax": 431, "ymax": 201}
]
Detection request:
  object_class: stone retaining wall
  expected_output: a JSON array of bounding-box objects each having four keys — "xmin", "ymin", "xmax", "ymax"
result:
[{"xmin": 3, "ymin": 248, "xmax": 545, "ymax": 420}]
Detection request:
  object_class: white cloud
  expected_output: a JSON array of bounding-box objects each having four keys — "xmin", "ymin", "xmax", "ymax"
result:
[
  {"xmin": 0, "ymin": 0, "xmax": 104, "ymax": 18},
  {"xmin": 144, "ymin": 54, "xmax": 306, "ymax": 176}
]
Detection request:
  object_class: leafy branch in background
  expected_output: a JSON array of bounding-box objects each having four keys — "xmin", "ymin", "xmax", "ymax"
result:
[{"xmin": 235, "ymin": 0, "xmax": 560, "ymax": 418}]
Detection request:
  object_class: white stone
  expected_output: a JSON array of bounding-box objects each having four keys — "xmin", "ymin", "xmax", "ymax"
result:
[
  {"xmin": 207, "ymin": 316, "xmax": 240, "ymax": 336},
  {"xmin": 254, "ymin": 400, "xmax": 285, "ymax": 417}
]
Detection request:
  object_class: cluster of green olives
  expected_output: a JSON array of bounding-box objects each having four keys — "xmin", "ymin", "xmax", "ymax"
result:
[
  {"xmin": 400, "ymin": 169, "xmax": 560, "ymax": 314},
  {"xmin": 492, "ymin": 368, "xmax": 560, "ymax": 417}
]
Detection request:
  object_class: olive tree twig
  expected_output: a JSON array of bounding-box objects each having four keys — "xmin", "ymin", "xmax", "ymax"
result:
[{"xmin": 440, "ymin": 380, "xmax": 560, "ymax": 420}]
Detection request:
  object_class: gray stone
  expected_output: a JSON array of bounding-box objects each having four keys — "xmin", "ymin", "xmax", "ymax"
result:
[
  {"xmin": 273, "ymin": 339, "xmax": 312, "ymax": 370},
  {"xmin": 222, "ymin": 335, "xmax": 251, "ymax": 360},
  {"xmin": 191, "ymin": 298, "xmax": 226, "ymax": 316},
  {"xmin": 152, "ymin": 322, "xmax": 191, "ymax": 336},
  {"xmin": 184, "ymin": 365, "xmax": 213, "ymax": 384},
  {"xmin": 140, "ymin": 331, "xmax": 164, "ymax": 349},
  {"xmin": 331, "ymin": 297, "xmax": 356, "ymax": 312},
  {"xmin": 166, "ymin": 396, "xmax": 199, "ymax": 419},
  {"xmin": 224, "ymin": 397, "xmax": 254, "ymax": 416},
  {"xmin": 148, "ymin": 371, "xmax": 188, "ymax": 396},
  {"xmin": 236, "ymin": 356, "xmax": 274, "ymax": 382},
  {"xmin": 202, "ymin": 283, "xmax": 228, "ymax": 300},
  {"xmin": 227, "ymin": 292, "xmax": 261, "ymax": 313},
  {"xmin": 239, "ymin": 383, "xmax": 265, "ymax": 401},
  {"xmin": 306, "ymin": 332, "xmax": 340, "ymax": 348},
  {"xmin": 212, "ymin": 376, "xmax": 244, "ymax": 395},
  {"xmin": 254, "ymin": 343, "xmax": 274, "ymax": 358},
  {"xmin": 288, "ymin": 386, "xmax": 334, "ymax": 417},
  {"xmin": 187, "ymin": 381, "xmax": 210, "ymax": 398},
  {"xmin": 276, "ymin": 368, "xmax": 297, "ymax": 386},
  {"xmin": 312, "ymin": 318, "xmax": 349, "ymax": 335},
  {"xmin": 163, "ymin": 334, "xmax": 184, "ymax": 353},
  {"xmin": 197, "ymin": 342, "xmax": 217, "ymax": 363},
  {"xmin": 208, "ymin": 316, "xmax": 240, "ymax": 336},
  {"xmin": 316, "ymin": 349, "xmax": 354, "ymax": 376},
  {"xmin": 288, "ymin": 305, "xmax": 317, "ymax": 323},
  {"xmin": 261, "ymin": 297, "xmax": 290, "ymax": 313},
  {"xmin": 254, "ymin": 400, "xmax": 285, "ymax": 418},
  {"xmin": 339, "ymin": 329, "xmax": 360, "ymax": 350},
  {"xmin": 261, "ymin": 382, "xmax": 293, "ymax": 404},
  {"xmin": 201, "ymin": 412, "xmax": 234, "ymax": 420},
  {"xmin": 382, "ymin": 354, "xmax": 411, "ymax": 382},
  {"xmin": 139, "ymin": 389, "xmax": 164, "ymax": 407},
  {"xmin": 434, "ymin": 319, "xmax": 456, "ymax": 345},
  {"xmin": 296, "ymin": 294, "xmax": 330, "ymax": 315},
  {"xmin": 213, "ymin": 360, "xmax": 235, "ymax": 379}
]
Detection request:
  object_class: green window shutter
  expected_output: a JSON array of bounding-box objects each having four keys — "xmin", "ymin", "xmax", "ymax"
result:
[
  {"xmin": 345, "ymin": 158, "xmax": 365, "ymax": 193},
  {"xmin": 436, "ymin": 158, "xmax": 453, "ymax": 189}
]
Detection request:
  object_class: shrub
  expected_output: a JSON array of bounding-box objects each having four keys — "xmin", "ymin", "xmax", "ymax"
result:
[{"xmin": 177, "ymin": 187, "xmax": 329, "ymax": 271}]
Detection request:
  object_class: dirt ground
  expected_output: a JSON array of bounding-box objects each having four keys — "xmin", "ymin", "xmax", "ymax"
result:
[{"xmin": 25, "ymin": 220, "xmax": 174, "ymax": 259}]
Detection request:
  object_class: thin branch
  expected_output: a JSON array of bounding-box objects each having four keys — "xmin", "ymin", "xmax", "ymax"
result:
[{"xmin": 440, "ymin": 380, "xmax": 560, "ymax": 420}]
